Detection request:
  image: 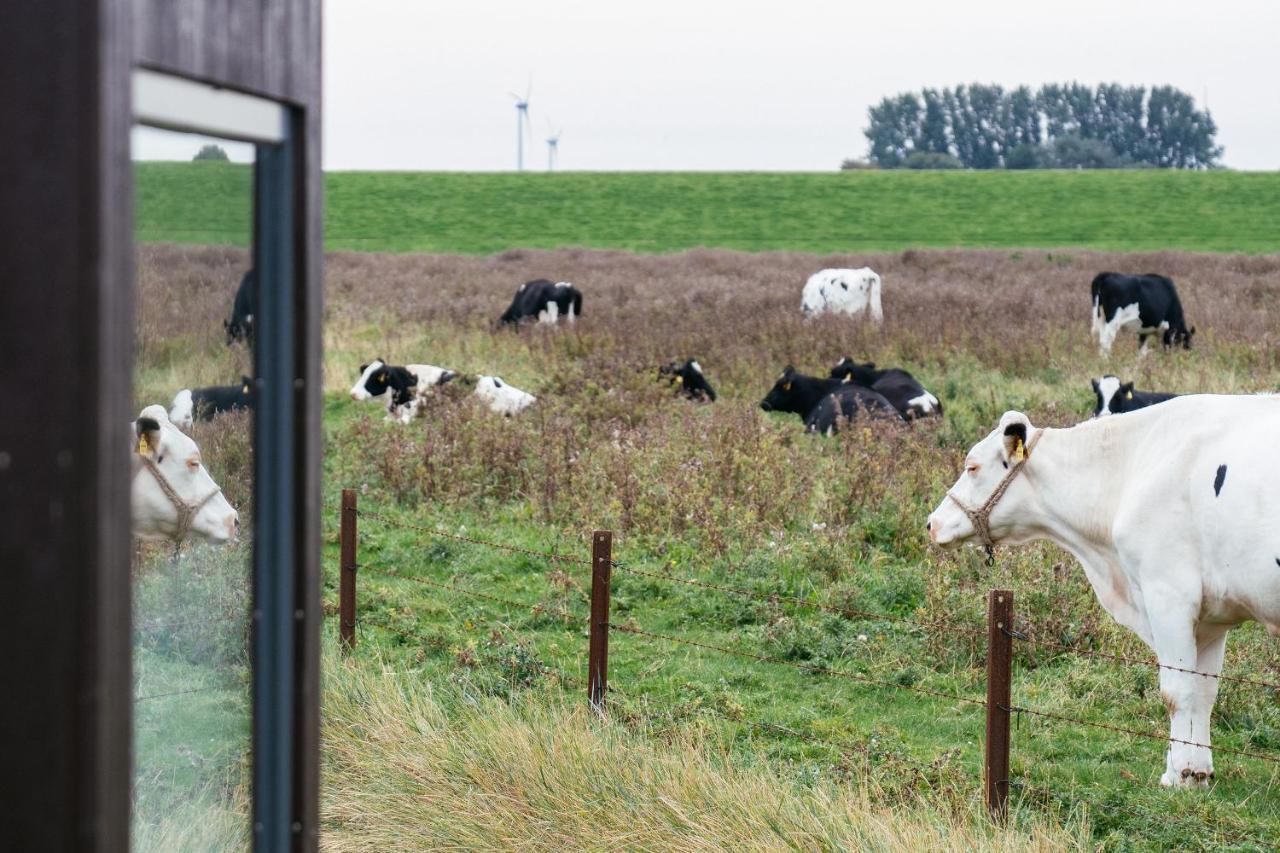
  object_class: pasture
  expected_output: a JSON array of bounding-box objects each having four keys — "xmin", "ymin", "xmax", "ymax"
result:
[
  {"xmin": 135, "ymin": 163, "xmax": 1280, "ymax": 254},
  {"xmin": 132, "ymin": 242, "xmax": 1280, "ymax": 848}
]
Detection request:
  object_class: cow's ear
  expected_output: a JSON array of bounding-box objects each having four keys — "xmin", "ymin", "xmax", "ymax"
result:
[
  {"xmin": 136, "ymin": 417, "xmax": 161, "ymax": 457},
  {"xmin": 1091, "ymin": 378, "xmax": 1100, "ymax": 393},
  {"xmin": 998, "ymin": 411, "xmax": 1032, "ymax": 462},
  {"xmin": 782, "ymin": 364, "xmax": 795, "ymax": 377},
  {"xmin": 358, "ymin": 363, "xmax": 368, "ymax": 373}
]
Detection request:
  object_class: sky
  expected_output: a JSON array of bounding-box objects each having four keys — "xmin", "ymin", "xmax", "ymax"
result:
[{"xmin": 137, "ymin": 0, "xmax": 1280, "ymax": 170}]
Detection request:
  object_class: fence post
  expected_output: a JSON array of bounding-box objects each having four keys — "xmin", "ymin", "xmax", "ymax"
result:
[
  {"xmin": 339, "ymin": 489, "xmax": 358, "ymax": 653},
  {"xmin": 587, "ymin": 530, "xmax": 613, "ymax": 711},
  {"xmin": 985, "ymin": 589, "xmax": 1013, "ymax": 821}
]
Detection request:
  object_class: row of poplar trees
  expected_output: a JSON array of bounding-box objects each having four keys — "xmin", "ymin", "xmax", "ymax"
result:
[{"xmin": 864, "ymin": 83, "xmax": 1221, "ymax": 169}]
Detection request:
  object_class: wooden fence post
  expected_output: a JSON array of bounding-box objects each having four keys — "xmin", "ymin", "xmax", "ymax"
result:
[
  {"xmin": 339, "ymin": 489, "xmax": 358, "ymax": 653},
  {"xmin": 587, "ymin": 531, "xmax": 613, "ymax": 711},
  {"xmin": 985, "ymin": 589, "xmax": 1014, "ymax": 821}
]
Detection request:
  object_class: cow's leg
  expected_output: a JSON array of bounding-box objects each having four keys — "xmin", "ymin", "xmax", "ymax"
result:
[
  {"xmin": 1183, "ymin": 625, "xmax": 1229, "ymax": 784},
  {"xmin": 1097, "ymin": 318, "xmax": 1118, "ymax": 357},
  {"xmin": 1138, "ymin": 333, "xmax": 1151, "ymax": 357},
  {"xmin": 1147, "ymin": 607, "xmax": 1213, "ymax": 787}
]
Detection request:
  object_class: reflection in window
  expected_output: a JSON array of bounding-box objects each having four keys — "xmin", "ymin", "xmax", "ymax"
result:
[{"xmin": 131, "ymin": 125, "xmax": 255, "ymax": 851}]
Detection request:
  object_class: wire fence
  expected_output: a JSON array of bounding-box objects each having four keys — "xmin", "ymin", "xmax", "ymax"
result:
[{"xmin": 340, "ymin": 492, "xmax": 1280, "ymax": 841}]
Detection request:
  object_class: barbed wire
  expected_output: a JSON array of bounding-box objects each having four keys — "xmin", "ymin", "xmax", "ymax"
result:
[
  {"xmin": 359, "ymin": 562, "xmax": 587, "ymax": 627},
  {"xmin": 1008, "ymin": 629, "xmax": 1280, "ymax": 693},
  {"xmin": 610, "ymin": 560, "xmax": 987, "ymax": 639},
  {"xmin": 1004, "ymin": 703, "xmax": 1280, "ymax": 766},
  {"xmin": 135, "ymin": 685, "xmax": 230, "ymax": 703},
  {"xmin": 357, "ymin": 509, "xmax": 591, "ymax": 567},
  {"xmin": 611, "ymin": 622, "xmax": 989, "ymax": 710}
]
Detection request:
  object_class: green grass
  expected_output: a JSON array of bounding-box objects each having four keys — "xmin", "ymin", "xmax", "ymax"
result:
[{"xmin": 135, "ymin": 163, "xmax": 1280, "ymax": 254}]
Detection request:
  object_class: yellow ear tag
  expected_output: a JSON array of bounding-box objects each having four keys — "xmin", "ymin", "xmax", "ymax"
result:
[
  {"xmin": 137, "ymin": 435, "xmax": 149, "ymax": 456},
  {"xmin": 1012, "ymin": 438, "xmax": 1026, "ymax": 461},
  {"xmin": 242, "ymin": 384, "xmax": 250, "ymax": 394},
  {"xmin": 783, "ymin": 381, "xmax": 792, "ymax": 391},
  {"xmin": 842, "ymin": 375, "xmax": 851, "ymax": 383},
  {"xmin": 1126, "ymin": 390, "xmax": 1133, "ymax": 399},
  {"xmin": 675, "ymin": 375, "xmax": 683, "ymax": 384}
]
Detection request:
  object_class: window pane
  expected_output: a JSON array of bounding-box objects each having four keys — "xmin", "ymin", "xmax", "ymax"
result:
[{"xmin": 131, "ymin": 125, "xmax": 254, "ymax": 852}]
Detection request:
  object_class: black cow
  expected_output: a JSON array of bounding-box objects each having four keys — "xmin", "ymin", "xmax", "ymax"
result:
[
  {"xmin": 829, "ymin": 357, "xmax": 942, "ymax": 419},
  {"xmin": 1091, "ymin": 272, "xmax": 1194, "ymax": 355},
  {"xmin": 224, "ymin": 269, "xmax": 256, "ymax": 345},
  {"xmin": 500, "ymin": 279, "xmax": 582, "ymax": 325},
  {"xmin": 759, "ymin": 366, "xmax": 902, "ymax": 434},
  {"xmin": 1090, "ymin": 375, "xmax": 1179, "ymax": 418},
  {"xmin": 659, "ymin": 358, "xmax": 717, "ymax": 402},
  {"xmin": 169, "ymin": 376, "xmax": 254, "ymax": 429}
]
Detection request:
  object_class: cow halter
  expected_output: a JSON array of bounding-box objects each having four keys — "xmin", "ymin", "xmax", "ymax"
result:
[
  {"xmin": 137, "ymin": 454, "xmax": 224, "ymax": 543},
  {"xmin": 946, "ymin": 429, "xmax": 1042, "ymax": 565}
]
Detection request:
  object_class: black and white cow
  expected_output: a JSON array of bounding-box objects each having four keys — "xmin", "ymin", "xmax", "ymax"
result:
[
  {"xmin": 224, "ymin": 269, "xmax": 256, "ymax": 345},
  {"xmin": 759, "ymin": 366, "xmax": 902, "ymax": 435},
  {"xmin": 350, "ymin": 359, "xmax": 458, "ymax": 423},
  {"xmin": 1090, "ymin": 375, "xmax": 1179, "ymax": 418},
  {"xmin": 500, "ymin": 279, "xmax": 582, "ymax": 325},
  {"xmin": 169, "ymin": 376, "xmax": 255, "ymax": 430},
  {"xmin": 829, "ymin": 357, "xmax": 942, "ymax": 419},
  {"xmin": 659, "ymin": 359, "xmax": 717, "ymax": 402},
  {"xmin": 1091, "ymin": 273, "xmax": 1194, "ymax": 356}
]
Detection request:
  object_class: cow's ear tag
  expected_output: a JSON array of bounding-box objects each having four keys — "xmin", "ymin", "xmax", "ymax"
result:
[
  {"xmin": 379, "ymin": 372, "xmax": 387, "ymax": 382},
  {"xmin": 842, "ymin": 375, "xmax": 851, "ymax": 383},
  {"xmin": 1012, "ymin": 438, "xmax": 1026, "ymax": 461},
  {"xmin": 1125, "ymin": 390, "xmax": 1133, "ymax": 399},
  {"xmin": 242, "ymin": 384, "xmax": 250, "ymax": 394},
  {"xmin": 783, "ymin": 381, "xmax": 792, "ymax": 391},
  {"xmin": 137, "ymin": 435, "xmax": 150, "ymax": 456},
  {"xmin": 675, "ymin": 374, "xmax": 683, "ymax": 384}
]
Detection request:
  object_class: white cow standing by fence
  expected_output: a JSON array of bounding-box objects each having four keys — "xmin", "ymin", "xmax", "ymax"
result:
[
  {"xmin": 926, "ymin": 397, "xmax": 1280, "ymax": 787},
  {"xmin": 131, "ymin": 404, "xmax": 239, "ymax": 543},
  {"xmin": 800, "ymin": 268, "xmax": 883, "ymax": 322}
]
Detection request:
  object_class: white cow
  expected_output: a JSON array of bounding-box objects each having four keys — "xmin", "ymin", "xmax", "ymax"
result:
[
  {"xmin": 800, "ymin": 268, "xmax": 883, "ymax": 322},
  {"xmin": 474, "ymin": 375, "xmax": 536, "ymax": 416},
  {"xmin": 131, "ymin": 405, "xmax": 239, "ymax": 543},
  {"xmin": 926, "ymin": 398, "xmax": 1280, "ymax": 787}
]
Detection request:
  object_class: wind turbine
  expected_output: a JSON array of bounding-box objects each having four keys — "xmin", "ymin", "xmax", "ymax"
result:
[
  {"xmin": 509, "ymin": 81, "xmax": 532, "ymax": 171},
  {"xmin": 546, "ymin": 122, "xmax": 562, "ymax": 171}
]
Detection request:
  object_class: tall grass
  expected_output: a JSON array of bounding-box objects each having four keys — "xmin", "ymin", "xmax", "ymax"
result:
[{"xmin": 321, "ymin": 653, "xmax": 1084, "ymax": 851}]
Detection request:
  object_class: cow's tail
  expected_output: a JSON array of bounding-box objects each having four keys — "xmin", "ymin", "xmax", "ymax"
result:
[{"xmin": 570, "ymin": 289, "xmax": 583, "ymax": 319}]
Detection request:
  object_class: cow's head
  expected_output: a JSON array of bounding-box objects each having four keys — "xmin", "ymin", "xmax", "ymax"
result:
[
  {"xmin": 927, "ymin": 411, "xmax": 1041, "ymax": 549},
  {"xmin": 350, "ymin": 359, "xmax": 393, "ymax": 401},
  {"xmin": 1090, "ymin": 375, "xmax": 1133, "ymax": 417},
  {"xmin": 830, "ymin": 357, "xmax": 876, "ymax": 385},
  {"xmin": 131, "ymin": 405, "xmax": 239, "ymax": 543},
  {"xmin": 1171, "ymin": 326, "xmax": 1196, "ymax": 350},
  {"xmin": 760, "ymin": 366, "xmax": 812, "ymax": 414}
]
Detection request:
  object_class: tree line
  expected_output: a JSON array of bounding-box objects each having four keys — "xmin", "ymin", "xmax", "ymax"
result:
[{"xmin": 861, "ymin": 83, "xmax": 1220, "ymax": 170}]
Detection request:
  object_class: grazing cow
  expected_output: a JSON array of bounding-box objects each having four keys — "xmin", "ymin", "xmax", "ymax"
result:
[
  {"xmin": 1091, "ymin": 273, "xmax": 1194, "ymax": 356},
  {"xmin": 830, "ymin": 357, "xmax": 941, "ymax": 419},
  {"xmin": 500, "ymin": 279, "xmax": 582, "ymax": 325},
  {"xmin": 800, "ymin": 268, "xmax": 883, "ymax": 322},
  {"xmin": 224, "ymin": 269, "xmax": 256, "ymax": 345},
  {"xmin": 473, "ymin": 375, "xmax": 537, "ymax": 416},
  {"xmin": 131, "ymin": 405, "xmax": 239, "ymax": 543},
  {"xmin": 659, "ymin": 359, "xmax": 717, "ymax": 402},
  {"xmin": 760, "ymin": 366, "xmax": 901, "ymax": 434},
  {"xmin": 1090, "ymin": 375, "xmax": 1178, "ymax": 418},
  {"xmin": 169, "ymin": 376, "xmax": 255, "ymax": 430},
  {"xmin": 926, "ymin": 398, "xmax": 1280, "ymax": 787}
]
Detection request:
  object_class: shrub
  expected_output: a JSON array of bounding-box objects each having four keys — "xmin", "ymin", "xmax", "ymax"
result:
[
  {"xmin": 193, "ymin": 144, "xmax": 230, "ymax": 162},
  {"xmin": 901, "ymin": 151, "xmax": 963, "ymax": 170}
]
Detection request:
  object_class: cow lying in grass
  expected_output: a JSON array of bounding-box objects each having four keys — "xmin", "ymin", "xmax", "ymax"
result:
[
  {"xmin": 760, "ymin": 366, "xmax": 901, "ymax": 435},
  {"xmin": 927, "ymin": 398, "xmax": 1280, "ymax": 787},
  {"xmin": 350, "ymin": 359, "xmax": 535, "ymax": 422},
  {"xmin": 169, "ymin": 377, "xmax": 255, "ymax": 430},
  {"xmin": 500, "ymin": 279, "xmax": 582, "ymax": 325},
  {"xmin": 131, "ymin": 405, "xmax": 239, "ymax": 543},
  {"xmin": 1090, "ymin": 375, "xmax": 1178, "ymax": 418},
  {"xmin": 829, "ymin": 357, "xmax": 941, "ymax": 420},
  {"xmin": 659, "ymin": 359, "xmax": 717, "ymax": 402}
]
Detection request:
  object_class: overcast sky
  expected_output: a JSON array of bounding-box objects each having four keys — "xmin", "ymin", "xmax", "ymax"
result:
[{"xmin": 137, "ymin": 1, "xmax": 1280, "ymax": 170}]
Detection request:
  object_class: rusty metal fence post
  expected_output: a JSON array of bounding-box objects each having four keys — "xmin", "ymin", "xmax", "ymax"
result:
[
  {"xmin": 587, "ymin": 531, "xmax": 613, "ymax": 711},
  {"xmin": 985, "ymin": 589, "xmax": 1014, "ymax": 820},
  {"xmin": 339, "ymin": 489, "xmax": 358, "ymax": 653}
]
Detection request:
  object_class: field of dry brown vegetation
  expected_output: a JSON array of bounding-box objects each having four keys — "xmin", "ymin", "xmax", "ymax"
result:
[{"xmin": 134, "ymin": 243, "xmax": 1280, "ymax": 849}]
